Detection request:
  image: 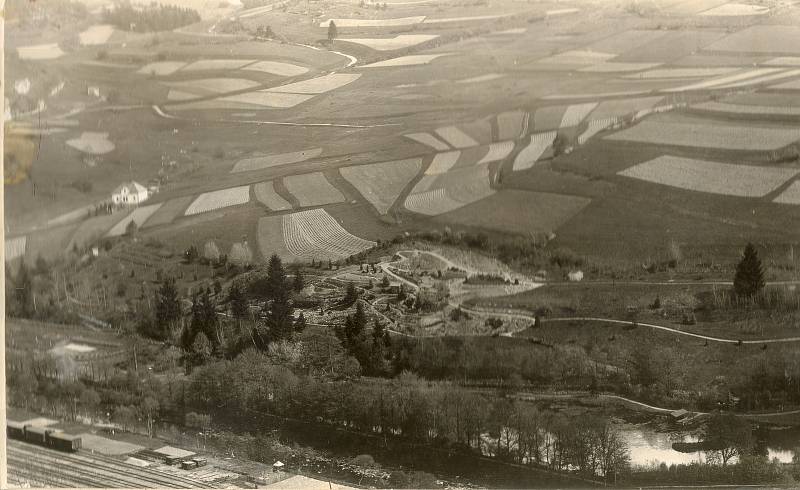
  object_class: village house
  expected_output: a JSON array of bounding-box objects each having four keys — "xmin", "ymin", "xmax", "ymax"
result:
[{"xmin": 111, "ymin": 181, "xmax": 149, "ymax": 206}]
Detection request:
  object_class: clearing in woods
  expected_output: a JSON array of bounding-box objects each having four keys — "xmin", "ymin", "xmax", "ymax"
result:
[
  {"xmin": 618, "ymin": 156, "xmax": 799, "ymax": 197},
  {"xmin": 340, "ymin": 158, "xmax": 422, "ymax": 214},
  {"xmin": 184, "ymin": 186, "xmax": 251, "ymax": 216},
  {"xmin": 17, "ymin": 44, "xmax": 64, "ymax": 60},
  {"xmin": 283, "ymin": 172, "xmax": 345, "ymax": 207},
  {"xmin": 281, "ymin": 209, "xmax": 375, "ymax": 261},
  {"xmin": 254, "ymin": 181, "xmax": 293, "ymax": 211}
]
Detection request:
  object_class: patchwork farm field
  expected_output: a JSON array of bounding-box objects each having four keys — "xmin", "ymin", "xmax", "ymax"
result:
[
  {"xmin": 283, "ymin": 172, "xmax": 346, "ymax": 207},
  {"xmin": 618, "ymin": 156, "xmax": 799, "ymax": 198},
  {"xmin": 340, "ymin": 158, "xmax": 422, "ymax": 214},
  {"xmin": 432, "ymin": 189, "xmax": 592, "ymax": 235},
  {"xmin": 605, "ymin": 117, "xmax": 800, "ymax": 151}
]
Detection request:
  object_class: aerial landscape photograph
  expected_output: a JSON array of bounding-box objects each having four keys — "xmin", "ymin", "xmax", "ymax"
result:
[{"xmin": 3, "ymin": 0, "xmax": 800, "ymax": 487}]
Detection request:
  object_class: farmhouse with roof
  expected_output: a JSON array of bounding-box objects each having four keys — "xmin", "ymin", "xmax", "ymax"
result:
[{"xmin": 111, "ymin": 181, "xmax": 149, "ymax": 206}]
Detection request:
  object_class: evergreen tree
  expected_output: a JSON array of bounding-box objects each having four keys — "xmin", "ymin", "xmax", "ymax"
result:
[
  {"xmin": 266, "ymin": 253, "xmax": 287, "ymax": 299},
  {"xmin": 155, "ymin": 277, "xmax": 181, "ymax": 340},
  {"xmin": 294, "ymin": 312, "xmax": 307, "ymax": 333},
  {"xmin": 10, "ymin": 262, "xmax": 33, "ymax": 317},
  {"xmin": 342, "ymin": 281, "xmax": 358, "ymax": 307},
  {"xmin": 293, "ymin": 268, "xmax": 305, "ymax": 292},
  {"xmin": 228, "ymin": 281, "xmax": 248, "ymax": 320},
  {"xmin": 734, "ymin": 243, "xmax": 765, "ymax": 299}
]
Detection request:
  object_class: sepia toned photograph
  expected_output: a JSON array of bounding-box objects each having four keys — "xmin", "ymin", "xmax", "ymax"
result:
[{"xmin": 4, "ymin": 0, "xmax": 800, "ymax": 487}]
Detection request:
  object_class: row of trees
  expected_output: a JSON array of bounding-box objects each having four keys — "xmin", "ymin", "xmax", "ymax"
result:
[
  {"xmin": 182, "ymin": 352, "xmax": 629, "ymax": 482},
  {"xmin": 103, "ymin": 2, "xmax": 200, "ymax": 32}
]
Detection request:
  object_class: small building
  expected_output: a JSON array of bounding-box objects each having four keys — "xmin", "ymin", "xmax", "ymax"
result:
[
  {"xmin": 111, "ymin": 181, "xmax": 149, "ymax": 206},
  {"xmin": 272, "ymin": 461, "xmax": 285, "ymax": 473},
  {"xmin": 88, "ymin": 86, "xmax": 101, "ymax": 97},
  {"xmin": 670, "ymin": 409, "xmax": 689, "ymax": 420}
]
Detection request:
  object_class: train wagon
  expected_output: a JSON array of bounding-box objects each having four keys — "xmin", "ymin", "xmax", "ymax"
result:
[
  {"xmin": 7, "ymin": 420, "xmax": 25, "ymax": 439},
  {"xmin": 48, "ymin": 432, "xmax": 82, "ymax": 452},
  {"xmin": 192, "ymin": 457, "xmax": 207, "ymax": 467},
  {"xmin": 24, "ymin": 425, "xmax": 51, "ymax": 444}
]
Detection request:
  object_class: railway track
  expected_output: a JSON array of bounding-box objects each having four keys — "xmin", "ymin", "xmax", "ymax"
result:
[{"xmin": 8, "ymin": 440, "xmax": 219, "ymax": 488}]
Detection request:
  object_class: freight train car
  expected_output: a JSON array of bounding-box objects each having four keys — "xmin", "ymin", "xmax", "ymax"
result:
[{"xmin": 7, "ymin": 420, "xmax": 82, "ymax": 453}]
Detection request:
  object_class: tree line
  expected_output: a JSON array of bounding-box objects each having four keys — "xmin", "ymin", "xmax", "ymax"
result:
[{"xmin": 103, "ymin": 2, "xmax": 200, "ymax": 32}]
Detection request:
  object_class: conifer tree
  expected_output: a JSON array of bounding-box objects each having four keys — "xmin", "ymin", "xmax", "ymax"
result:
[{"xmin": 733, "ymin": 243, "xmax": 765, "ymax": 299}]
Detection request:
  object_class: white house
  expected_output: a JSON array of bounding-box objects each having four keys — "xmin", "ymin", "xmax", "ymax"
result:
[{"xmin": 111, "ymin": 181, "xmax": 149, "ymax": 206}]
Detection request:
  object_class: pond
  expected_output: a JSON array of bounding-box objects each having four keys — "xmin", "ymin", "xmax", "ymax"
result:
[{"xmin": 619, "ymin": 424, "xmax": 800, "ymax": 468}]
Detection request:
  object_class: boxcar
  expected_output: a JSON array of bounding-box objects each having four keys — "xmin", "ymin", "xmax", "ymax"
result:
[
  {"xmin": 192, "ymin": 457, "xmax": 208, "ymax": 467},
  {"xmin": 180, "ymin": 460, "xmax": 198, "ymax": 470},
  {"xmin": 7, "ymin": 420, "xmax": 26, "ymax": 440},
  {"xmin": 48, "ymin": 432, "xmax": 82, "ymax": 452},
  {"xmin": 24, "ymin": 425, "xmax": 50, "ymax": 444},
  {"xmin": 165, "ymin": 455, "xmax": 184, "ymax": 466}
]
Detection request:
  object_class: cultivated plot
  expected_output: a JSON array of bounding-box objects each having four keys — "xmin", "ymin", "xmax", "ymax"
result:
[
  {"xmin": 533, "ymin": 106, "xmax": 567, "ymax": 131},
  {"xmin": 79, "ymin": 25, "xmax": 114, "ymax": 45},
  {"xmin": 663, "ymin": 68, "xmax": 783, "ymax": 92},
  {"xmin": 268, "ymin": 73, "xmax": 361, "ymax": 94},
  {"xmin": 257, "ymin": 215, "xmax": 292, "ymax": 260},
  {"xmin": 618, "ymin": 156, "xmax": 799, "ymax": 197},
  {"xmin": 578, "ymin": 117, "xmax": 618, "ymax": 145},
  {"xmin": 497, "ymin": 111, "xmax": 528, "ymax": 140},
  {"xmin": 513, "ymin": 131, "xmax": 557, "ymax": 171},
  {"xmin": 185, "ymin": 186, "xmax": 251, "ymax": 215},
  {"xmin": 66, "ymin": 132, "xmax": 116, "ymax": 154},
  {"xmin": 17, "ymin": 44, "xmax": 64, "ymax": 60},
  {"xmin": 164, "ymin": 78, "xmax": 260, "ymax": 98},
  {"xmin": 560, "ymin": 103, "xmax": 598, "ymax": 128},
  {"xmin": 106, "ymin": 204, "xmax": 163, "ymax": 237},
  {"xmin": 319, "ymin": 16, "xmax": 425, "ymax": 27},
  {"xmin": 137, "ymin": 62, "xmax": 187, "ymax": 76},
  {"xmin": 774, "ymin": 181, "xmax": 800, "ymax": 205},
  {"xmin": 282, "ymin": 209, "xmax": 376, "ymax": 260},
  {"xmin": 692, "ymin": 101, "xmax": 800, "ymax": 116},
  {"xmin": 405, "ymin": 164, "xmax": 495, "ymax": 215},
  {"xmin": 340, "ymin": 158, "xmax": 422, "ymax": 214},
  {"xmin": 254, "ymin": 181, "xmax": 293, "ymax": 211},
  {"xmin": 435, "ymin": 189, "xmax": 591, "ymax": 234},
  {"xmin": 425, "ymin": 151, "xmax": 462, "ymax": 175},
  {"xmin": 340, "ymin": 35, "xmax": 438, "ymax": 51},
  {"xmin": 585, "ymin": 30, "xmax": 668, "ymax": 54},
  {"xmin": 172, "ymin": 92, "xmax": 314, "ymax": 110},
  {"xmin": 143, "ymin": 196, "xmax": 193, "ymax": 228},
  {"xmin": 283, "ymin": 172, "xmax": 345, "ymax": 206},
  {"xmin": 360, "ymin": 54, "xmax": 448, "ymax": 68},
  {"xmin": 706, "ymin": 25, "xmax": 800, "ymax": 55},
  {"xmin": 67, "ymin": 213, "xmax": 127, "ymax": 249},
  {"xmin": 624, "ymin": 67, "xmax": 739, "ymax": 79},
  {"xmin": 479, "ymin": 141, "xmax": 515, "ymax": 164},
  {"xmin": 579, "ymin": 62, "xmax": 662, "ymax": 73},
  {"xmin": 435, "ymin": 126, "xmax": 479, "ymax": 149},
  {"xmin": 181, "ymin": 59, "xmax": 257, "ymax": 71},
  {"xmin": 535, "ymin": 50, "xmax": 616, "ymax": 66},
  {"xmin": 699, "ymin": 3, "xmax": 769, "ymax": 15},
  {"xmin": 405, "ymin": 132, "xmax": 451, "ymax": 151},
  {"xmin": 242, "ymin": 61, "xmax": 309, "ymax": 76},
  {"xmin": 765, "ymin": 57, "xmax": 800, "ymax": 66},
  {"xmin": 232, "ymin": 148, "xmax": 322, "ymax": 173},
  {"xmin": 605, "ymin": 118, "xmax": 800, "ymax": 151},
  {"xmin": 459, "ymin": 118, "xmax": 494, "ymax": 145},
  {"xmin": 588, "ymin": 96, "xmax": 664, "ymax": 120}
]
